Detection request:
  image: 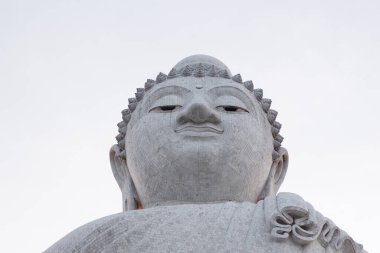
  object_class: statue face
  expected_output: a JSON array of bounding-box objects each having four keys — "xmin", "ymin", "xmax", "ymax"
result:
[{"xmin": 125, "ymin": 76, "xmax": 274, "ymax": 208}]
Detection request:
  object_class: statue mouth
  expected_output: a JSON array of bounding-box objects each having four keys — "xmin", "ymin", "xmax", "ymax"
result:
[{"xmin": 175, "ymin": 124, "xmax": 224, "ymax": 135}]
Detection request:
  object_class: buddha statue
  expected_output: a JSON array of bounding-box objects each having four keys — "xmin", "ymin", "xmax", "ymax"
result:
[{"xmin": 45, "ymin": 55, "xmax": 366, "ymax": 253}]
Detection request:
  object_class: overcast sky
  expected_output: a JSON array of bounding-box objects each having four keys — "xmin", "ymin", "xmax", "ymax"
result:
[{"xmin": 0, "ymin": 0, "xmax": 379, "ymax": 252}]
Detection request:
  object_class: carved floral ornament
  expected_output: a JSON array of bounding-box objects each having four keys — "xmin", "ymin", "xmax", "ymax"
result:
[
  {"xmin": 115, "ymin": 63, "xmax": 283, "ymax": 161},
  {"xmin": 270, "ymin": 193, "xmax": 366, "ymax": 253}
]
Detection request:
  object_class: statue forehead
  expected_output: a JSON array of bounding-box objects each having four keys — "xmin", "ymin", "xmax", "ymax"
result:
[{"xmin": 144, "ymin": 76, "xmax": 254, "ymax": 98}]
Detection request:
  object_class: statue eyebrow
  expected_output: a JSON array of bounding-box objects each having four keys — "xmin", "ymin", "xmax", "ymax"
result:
[
  {"xmin": 149, "ymin": 85, "xmax": 191, "ymax": 97},
  {"xmin": 207, "ymin": 86, "xmax": 255, "ymax": 107},
  {"xmin": 144, "ymin": 85, "xmax": 191, "ymax": 107}
]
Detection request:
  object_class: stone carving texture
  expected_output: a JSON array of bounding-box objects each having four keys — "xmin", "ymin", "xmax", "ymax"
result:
[
  {"xmin": 44, "ymin": 55, "xmax": 366, "ymax": 253},
  {"xmin": 115, "ymin": 59, "xmax": 284, "ymax": 161},
  {"xmin": 270, "ymin": 193, "xmax": 365, "ymax": 252},
  {"xmin": 45, "ymin": 194, "xmax": 366, "ymax": 253}
]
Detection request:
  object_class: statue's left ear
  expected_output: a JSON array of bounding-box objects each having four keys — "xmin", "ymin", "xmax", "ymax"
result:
[{"xmin": 258, "ymin": 147, "xmax": 289, "ymax": 200}]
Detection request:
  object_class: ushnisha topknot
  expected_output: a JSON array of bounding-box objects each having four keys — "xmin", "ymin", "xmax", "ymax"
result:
[{"xmin": 115, "ymin": 55, "xmax": 283, "ymax": 160}]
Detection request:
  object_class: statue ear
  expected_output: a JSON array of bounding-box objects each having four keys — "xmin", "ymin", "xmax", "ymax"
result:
[
  {"xmin": 258, "ymin": 147, "xmax": 289, "ymax": 200},
  {"xmin": 109, "ymin": 145, "xmax": 140, "ymax": 211}
]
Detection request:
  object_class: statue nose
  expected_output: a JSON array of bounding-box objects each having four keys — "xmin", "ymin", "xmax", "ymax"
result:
[{"xmin": 177, "ymin": 98, "xmax": 221, "ymax": 125}]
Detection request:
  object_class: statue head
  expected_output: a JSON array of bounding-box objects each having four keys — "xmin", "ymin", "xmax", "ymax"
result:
[{"xmin": 110, "ymin": 55, "xmax": 289, "ymax": 211}]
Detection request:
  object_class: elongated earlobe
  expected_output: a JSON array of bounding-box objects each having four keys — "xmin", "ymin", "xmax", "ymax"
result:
[
  {"xmin": 258, "ymin": 147, "xmax": 289, "ymax": 201},
  {"xmin": 272, "ymin": 148, "xmax": 288, "ymax": 191},
  {"xmin": 110, "ymin": 144, "xmax": 140, "ymax": 211}
]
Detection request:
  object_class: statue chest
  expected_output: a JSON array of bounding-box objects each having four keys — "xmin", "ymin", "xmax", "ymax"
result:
[{"xmin": 45, "ymin": 196, "xmax": 364, "ymax": 253}]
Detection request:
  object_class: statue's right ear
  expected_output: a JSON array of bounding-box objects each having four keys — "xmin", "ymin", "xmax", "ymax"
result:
[{"xmin": 109, "ymin": 145, "xmax": 139, "ymax": 211}]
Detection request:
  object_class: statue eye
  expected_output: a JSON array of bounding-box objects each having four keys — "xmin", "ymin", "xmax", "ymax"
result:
[
  {"xmin": 150, "ymin": 105, "xmax": 182, "ymax": 112},
  {"xmin": 216, "ymin": 106, "xmax": 248, "ymax": 113}
]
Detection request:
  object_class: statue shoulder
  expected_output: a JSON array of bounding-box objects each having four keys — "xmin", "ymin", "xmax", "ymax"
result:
[
  {"xmin": 44, "ymin": 198, "xmax": 366, "ymax": 253},
  {"xmin": 44, "ymin": 212, "xmax": 129, "ymax": 253},
  {"xmin": 265, "ymin": 192, "xmax": 367, "ymax": 253}
]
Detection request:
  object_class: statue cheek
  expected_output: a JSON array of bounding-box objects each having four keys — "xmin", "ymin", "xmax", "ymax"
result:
[
  {"xmin": 226, "ymin": 152, "xmax": 250, "ymax": 175},
  {"xmin": 225, "ymin": 143, "xmax": 263, "ymax": 175}
]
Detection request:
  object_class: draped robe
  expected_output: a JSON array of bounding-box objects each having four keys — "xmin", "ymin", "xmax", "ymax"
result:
[{"xmin": 45, "ymin": 193, "xmax": 365, "ymax": 253}]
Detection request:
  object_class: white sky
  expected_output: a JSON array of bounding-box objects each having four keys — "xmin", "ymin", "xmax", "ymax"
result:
[{"xmin": 0, "ymin": 0, "xmax": 379, "ymax": 252}]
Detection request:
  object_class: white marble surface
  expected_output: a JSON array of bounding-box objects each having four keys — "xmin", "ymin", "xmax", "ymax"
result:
[{"xmin": 45, "ymin": 194, "xmax": 365, "ymax": 253}]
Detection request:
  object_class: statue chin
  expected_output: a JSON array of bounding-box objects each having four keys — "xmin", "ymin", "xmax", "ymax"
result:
[
  {"xmin": 125, "ymin": 108, "xmax": 275, "ymax": 208},
  {"xmin": 44, "ymin": 55, "xmax": 366, "ymax": 253},
  {"xmin": 125, "ymin": 145, "xmax": 273, "ymax": 208}
]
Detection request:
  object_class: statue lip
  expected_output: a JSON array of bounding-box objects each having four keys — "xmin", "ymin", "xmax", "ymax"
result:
[{"xmin": 175, "ymin": 124, "xmax": 224, "ymax": 135}]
